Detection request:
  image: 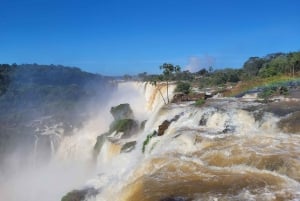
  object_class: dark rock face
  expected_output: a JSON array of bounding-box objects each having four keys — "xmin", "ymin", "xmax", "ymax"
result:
[
  {"xmin": 120, "ymin": 141, "xmax": 137, "ymax": 153},
  {"xmin": 140, "ymin": 120, "xmax": 147, "ymax": 130},
  {"xmin": 172, "ymin": 93, "xmax": 205, "ymax": 103},
  {"xmin": 94, "ymin": 103, "xmax": 140, "ymax": 158},
  {"xmin": 158, "ymin": 120, "xmax": 171, "ymax": 136},
  {"xmin": 110, "ymin": 103, "xmax": 134, "ymax": 121},
  {"xmin": 157, "ymin": 112, "xmax": 184, "ymax": 136},
  {"xmin": 160, "ymin": 196, "xmax": 191, "ymax": 201},
  {"xmin": 222, "ymin": 125, "xmax": 235, "ymax": 133},
  {"xmin": 61, "ymin": 188, "xmax": 98, "ymax": 201},
  {"xmin": 278, "ymin": 111, "xmax": 300, "ymax": 134},
  {"xmin": 109, "ymin": 119, "xmax": 139, "ymax": 138},
  {"xmin": 93, "ymin": 134, "xmax": 107, "ymax": 159}
]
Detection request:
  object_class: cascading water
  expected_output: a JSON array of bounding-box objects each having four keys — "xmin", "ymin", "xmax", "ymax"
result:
[
  {"xmin": 1, "ymin": 81, "xmax": 299, "ymax": 201},
  {"xmin": 84, "ymin": 84, "xmax": 300, "ymax": 201}
]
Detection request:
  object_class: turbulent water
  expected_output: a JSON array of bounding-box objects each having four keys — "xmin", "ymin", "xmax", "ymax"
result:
[
  {"xmin": 1, "ymin": 82, "xmax": 300, "ymax": 201},
  {"xmin": 83, "ymin": 82, "xmax": 300, "ymax": 201}
]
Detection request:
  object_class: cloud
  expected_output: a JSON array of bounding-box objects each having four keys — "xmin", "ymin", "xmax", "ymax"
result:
[{"xmin": 185, "ymin": 55, "xmax": 216, "ymax": 72}]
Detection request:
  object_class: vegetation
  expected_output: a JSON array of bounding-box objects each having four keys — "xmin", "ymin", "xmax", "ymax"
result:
[
  {"xmin": 138, "ymin": 51, "xmax": 299, "ymax": 94},
  {"xmin": 0, "ymin": 63, "xmax": 114, "ymax": 165},
  {"xmin": 159, "ymin": 63, "xmax": 181, "ymax": 103},
  {"xmin": 175, "ymin": 81, "xmax": 191, "ymax": 94},
  {"xmin": 142, "ymin": 131, "xmax": 157, "ymax": 153},
  {"xmin": 109, "ymin": 119, "xmax": 138, "ymax": 135},
  {"xmin": 195, "ymin": 98, "xmax": 206, "ymax": 107},
  {"xmin": 242, "ymin": 52, "xmax": 300, "ymax": 79}
]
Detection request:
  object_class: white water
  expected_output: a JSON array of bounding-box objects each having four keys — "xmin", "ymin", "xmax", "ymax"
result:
[
  {"xmin": 1, "ymin": 82, "xmax": 300, "ymax": 201},
  {"xmin": 0, "ymin": 81, "xmax": 173, "ymax": 201},
  {"xmin": 85, "ymin": 85, "xmax": 300, "ymax": 201}
]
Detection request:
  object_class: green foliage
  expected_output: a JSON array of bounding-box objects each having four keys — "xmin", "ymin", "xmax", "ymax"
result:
[
  {"xmin": 109, "ymin": 119, "xmax": 138, "ymax": 134},
  {"xmin": 61, "ymin": 190, "xmax": 86, "ymax": 201},
  {"xmin": 0, "ymin": 63, "xmax": 115, "ymax": 165},
  {"xmin": 175, "ymin": 82, "xmax": 191, "ymax": 94},
  {"xmin": 159, "ymin": 63, "xmax": 181, "ymax": 103},
  {"xmin": 242, "ymin": 51, "xmax": 300, "ymax": 79},
  {"xmin": 175, "ymin": 70, "xmax": 194, "ymax": 81},
  {"xmin": 198, "ymin": 68, "xmax": 241, "ymax": 88},
  {"xmin": 243, "ymin": 57, "xmax": 265, "ymax": 77},
  {"xmin": 159, "ymin": 63, "xmax": 181, "ymax": 80},
  {"xmin": 110, "ymin": 103, "xmax": 133, "ymax": 120},
  {"xmin": 195, "ymin": 98, "xmax": 205, "ymax": 106},
  {"xmin": 258, "ymin": 81, "xmax": 291, "ymax": 100},
  {"xmin": 258, "ymin": 87, "xmax": 278, "ymax": 100},
  {"xmin": 142, "ymin": 131, "xmax": 157, "ymax": 153}
]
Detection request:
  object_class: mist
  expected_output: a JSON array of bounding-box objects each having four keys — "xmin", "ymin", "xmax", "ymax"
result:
[{"xmin": 0, "ymin": 64, "xmax": 151, "ymax": 201}]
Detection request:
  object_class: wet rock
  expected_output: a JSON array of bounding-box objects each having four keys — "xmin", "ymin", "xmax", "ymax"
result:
[
  {"xmin": 140, "ymin": 120, "xmax": 147, "ymax": 130},
  {"xmin": 158, "ymin": 120, "xmax": 171, "ymax": 136},
  {"xmin": 121, "ymin": 141, "xmax": 137, "ymax": 153},
  {"xmin": 278, "ymin": 111, "xmax": 300, "ymax": 134},
  {"xmin": 61, "ymin": 188, "xmax": 98, "ymax": 201},
  {"xmin": 109, "ymin": 119, "xmax": 139, "ymax": 138},
  {"xmin": 110, "ymin": 103, "xmax": 134, "ymax": 121},
  {"xmin": 172, "ymin": 93, "xmax": 205, "ymax": 103},
  {"xmin": 93, "ymin": 134, "xmax": 107, "ymax": 159},
  {"xmin": 157, "ymin": 113, "xmax": 183, "ymax": 136},
  {"xmin": 222, "ymin": 125, "xmax": 235, "ymax": 133},
  {"xmin": 199, "ymin": 112, "xmax": 212, "ymax": 126},
  {"xmin": 160, "ymin": 196, "xmax": 191, "ymax": 201}
]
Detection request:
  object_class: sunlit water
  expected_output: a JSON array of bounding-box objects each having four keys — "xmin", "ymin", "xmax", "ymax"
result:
[{"xmin": 1, "ymin": 82, "xmax": 300, "ymax": 201}]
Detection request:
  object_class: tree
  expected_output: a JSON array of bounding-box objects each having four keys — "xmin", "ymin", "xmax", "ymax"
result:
[
  {"xmin": 288, "ymin": 52, "xmax": 300, "ymax": 77},
  {"xmin": 243, "ymin": 57, "xmax": 265, "ymax": 77},
  {"xmin": 159, "ymin": 63, "xmax": 181, "ymax": 103},
  {"xmin": 149, "ymin": 80, "xmax": 167, "ymax": 105}
]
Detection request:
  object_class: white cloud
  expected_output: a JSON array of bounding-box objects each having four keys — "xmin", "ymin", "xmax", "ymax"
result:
[{"xmin": 185, "ymin": 55, "xmax": 216, "ymax": 72}]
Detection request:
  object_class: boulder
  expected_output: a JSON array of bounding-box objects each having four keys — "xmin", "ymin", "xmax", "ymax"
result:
[
  {"xmin": 109, "ymin": 119, "xmax": 138, "ymax": 138},
  {"xmin": 140, "ymin": 120, "xmax": 147, "ymax": 130},
  {"xmin": 120, "ymin": 141, "xmax": 137, "ymax": 153},
  {"xmin": 278, "ymin": 111, "xmax": 300, "ymax": 134},
  {"xmin": 93, "ymin": 134, "xmax": 107, "ymax": 159},
  {"xmin": 61, "ymin": 188, "xmax": 98, "ymax": 201},
  {"xmin": 172, "ymin": 93, "xmax": 205, "ymax": 103},
  {"xmin": 160, "ymin": 197, "xmax": 191, "ymax": 201},
  {"xmin": 158, "ymin": 120, "xmax": 171, "ymax": 136},
  {"xmin": 110, "ymin": 103, "xmax": 134, "ymax": 121}
]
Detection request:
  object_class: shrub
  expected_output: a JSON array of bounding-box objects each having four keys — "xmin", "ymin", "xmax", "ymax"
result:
[
  {"xmin": 175, "ymin": 82, "xmax": 191, "ymax": 94},
  {"xmin": 195, "ymin": 98, "xmax": 205, "ymax": 106},
  {"xmin": 142, "ymin": 131, "xmax": 157, "ymax": 153}
]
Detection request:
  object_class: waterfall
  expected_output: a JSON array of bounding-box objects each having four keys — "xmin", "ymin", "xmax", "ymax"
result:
[
  {"xmin": 83, "ymin": 87, "xmax": 300, "ymax": 201},
  {"xmin": 2, "ymin": 81, "xmax": 299, "ymax": 201}
]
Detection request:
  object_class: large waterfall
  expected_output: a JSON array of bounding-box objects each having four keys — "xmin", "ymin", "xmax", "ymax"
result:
[
  {"xmin": 1, "ymin": 81, "xmax": 300, "ymax": 201},
  {"xmin": 87, "ymin": 93, "xmax": 300, "ymax": 201}
]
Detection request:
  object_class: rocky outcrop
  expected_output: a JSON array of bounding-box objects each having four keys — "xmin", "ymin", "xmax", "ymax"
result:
[
  {"xmin": 121, "ymin": 141, "xmax": 137, "ymax": 153},
  {"xmin": 93, "ymin": 103, "xmax": 140, "ymax": 158},
  {"xmin": 61, "ymin": 188, "xmax": 98, "ymax": 201},
  {"xmin": 93, "ymin": 133, "xmax": 107, "ymax": 159},
  {"xmin": 160, "ymin": 196, "xmax": 192, "ymax": 201},
  {"xmin": 158, "ymin": 120, "xmax": 171, "ymax": 136},
  {"xmin": 109, "ymin": 119, "xmax": 138, "ymax": 138},
  {"xmin": 157, "ymin": 112, "xmax": 184, "ymax": 136},
  {"xmin": 172, "ymin": 93, "xmax": 205, "ymax": 103},
  {"xmin": 140, "ymin": 120, "xmax": 147, "ymax": 130},
  {"xmin": 110, "ymin": 103, "xmax": 134, "ymax": 120},
  {"xmin": 278, "ymin": 111, "xmax": 300, "ymax": 134}
]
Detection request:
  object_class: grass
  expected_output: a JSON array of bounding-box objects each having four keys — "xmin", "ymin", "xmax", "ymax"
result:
[
  {"xmin": 195, "ymin": 98, "xmax": 205, "ymax": 107},
  {"xmin": 224, "ymin": 75, "xmax": 300, "ymax": 97},
  {"xmin": 142, "ymin": 131, "xmax": 157, "ymax": 153}
]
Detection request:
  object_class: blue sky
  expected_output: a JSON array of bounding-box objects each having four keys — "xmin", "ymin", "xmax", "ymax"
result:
[{"xmin": 1, "ymin": 0, "xmax": 299, "ymax": 75}]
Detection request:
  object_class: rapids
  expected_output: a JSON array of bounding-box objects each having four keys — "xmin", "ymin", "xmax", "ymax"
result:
[
  {"xmin": 1, "ymin": 81, "xmax": 300, "ymax": 201},
  {"xmin": 85, "ymin": 83, "xmax": 300, "ymax": 201}
]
